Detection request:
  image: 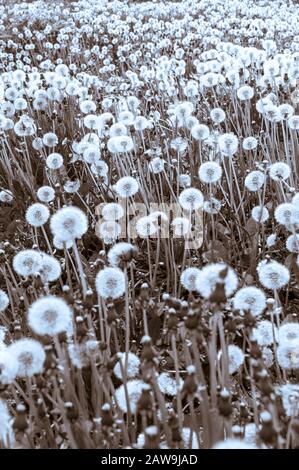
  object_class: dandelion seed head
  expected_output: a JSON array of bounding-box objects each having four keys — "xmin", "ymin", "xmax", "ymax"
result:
[
  {"xmin": 237, "ymin": 85, "xmax": 254, "ymax": 100},
  {"xmin": 277, "ymin": 384, "xmax": 299, "ymax": 417},
  {"xmin": 157, "ymin": 372, "xmax": 183, "ymax": 396},
  {"xmin": 196, "ymin": 263, "xmax": 238, "ymax": 299},
  {"xmin": 101, "ymin": 203, "xmax": 124, "ymax": 221},
  {"xmin": 0, "ymin": 190, "xmax": 13, "ymax": 203},
  {"xmin": 245, "ymin": 170, "xmax": 265, "ymax": 192},
  {"xmin": 39, "ymin": 254, "xmax": 61, "ymax": 283},
  {"xmin": 286, "ymin": 234, "xmax": 299, "ymax": 253},
  {"xmin": 243, "ymin": 136, "xmax": 258, "ymax": 150},
  {"xmin": 210, "ymin": 107, "xmax": 226, "ymax": 124},
  {"xmin": 257, "ymin": 259, "xmax": 290, "ymax": 290},
  {"xmin": 178, "ymin": 174, "xmax": 191, "ymax": 188},
  {"xmin": 180, "ymin": 267, "xmax": 201, "ymax": 292},
  {"xmin": 191, "ymin": 124, "xmax": 210, "ymax": 141},
  {"xmin": 269, "ymin": 162, "xmax": 291, "ymax": 181},
  {"xmin": 277, "ymin": 341, "xmax": 299, "ymax": 369},
  {"xmin": 278, "ymin": 323, "xmax": 299, "ymax": 345},
  {"xmin": 203, "ymin": 197, "xmax": 222, "ymax": 214},
  {"xmin": 135, "ymin": 216, "xmax": 157, "ymax": 238},
  {"xmin": 115, "ymin": 176, "xmax": 139, "ymax": 198},
  {"xmin": 149, "ymin": 157, "xmax": 165, "ymax": 174},
  {"xmin": 115, "ymin": 379, "xmax": 146, "ymax": 413},
  {"xmin": 218, "ymin": 133, "xmax": 238, "ymax": 156},
  {"xmin": 13, "ymin": 249, "xmax": 42, "ymax": 277},
  {"xmin": 179, "ymin": 187, "xmax": 204, "ymax": 211},
  {"xmin": 26, "ymin": 203, "xmax": 50, "ymax": 227},
  {"xmin": 198, "ymin": 161, "xmax": 222, "ymax": 184},
  {"xmin": 252, "ymin": 320, "xmax": 278, "ymax": 346},
  {"xmin": 213, "ymin": 438, "xmax": 257, "ymax": 449},
  {"xmin": 251, "ymin": 205, "xmax": 269, "ymax": 223},
  {"xmin": 0, "ymin": 350, "xmax": 18, "ymax": 385},
  {"xmin": 0, "ymin": 399, "xmax": 14, "ymax": 448},
  {"xmin": 37, "ymin": 186, "xmax": 55, "ymax": 203},
  {"xmin": 227, "ymin": 345, "xmax": 244, "ymax": 374},
  {"xmin": 113, "ymin": 352, "xmax": 140, "ymax": 381},
  {"xmin": 43, "ymin": 132, "xmax": 58, "ymax": 148},
  {"xmin": 0, "ymin": 290, "xmax": 9, "ymax": 312}
]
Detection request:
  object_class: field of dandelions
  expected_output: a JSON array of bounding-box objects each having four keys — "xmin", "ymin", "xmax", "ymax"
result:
[{"xmin": 0, "ymin": 0, "xmax": 299, "ymax": 451}]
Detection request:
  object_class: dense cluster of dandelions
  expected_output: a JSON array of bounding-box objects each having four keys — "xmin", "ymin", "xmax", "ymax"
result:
[{"xmin": 0, "ymin": 0, "xmax": 299, "ymax": 451}]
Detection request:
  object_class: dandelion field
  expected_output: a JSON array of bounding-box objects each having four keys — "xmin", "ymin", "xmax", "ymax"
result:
[{"xmin": 0, "ymin": 0, "xmax": 299, "ymax": 452}]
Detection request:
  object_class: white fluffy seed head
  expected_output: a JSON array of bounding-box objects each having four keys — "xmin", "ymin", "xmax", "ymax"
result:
[
  {"xmin": 101, "ymin": 203, "xmax": 124, "ymax": 221},
  {"xmin": 135, "ymin": 216, "xmax": 157, "ymax": 238},
  {"xmin": 227, "ymin": 345, "xmax": 245, "ymax": 374},
  {"xmin": 28, "ymin": 295, "xmax": 73, "ymax": 336},
  {"xmin": 149, "ymin": 157, "xmax": 165, "ymax": 174},
  {"xmin": 113, "ymin": 352, "xmax": 140, "ymax": 381},
  {"xmin": 107, "ymin": 242, "xmax": 136, "ymax": 267},
  {"xmin": 115, "ymin": 379, "xmax": 146, "ymax": 413},
  {"xmin": 46, "ymin": 152, "xmax": 63, "ymax": 169},
  {"xmin": 95, "ymin": 267, "xmax": 126, "ymax": 299},
  {"xmin": 50, "ymin": 206, "xmax": 88, "ymax": 241},
  {"xmin": 242, "ymin": 136, "xmax": 258, "ymax": 150},
  {"xmin": 26, "ymin": 203, "xmax": 50, "ymax": 227},
  {"xmin": 0, "ymin": 350, "xmax": 18, "ymax": 385}
]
